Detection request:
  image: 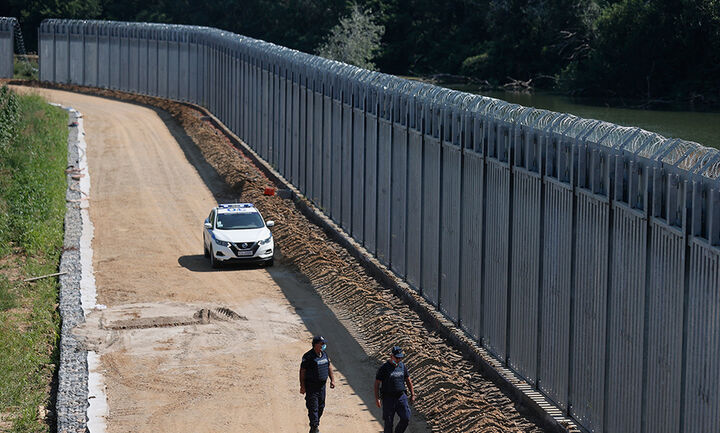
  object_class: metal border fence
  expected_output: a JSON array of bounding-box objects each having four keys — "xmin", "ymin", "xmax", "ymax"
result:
[
  {"xmin": 0, "ymin": 18, "xmax": 15, "ymax": 78},
  {"xmin": 39, "ymin": 19, "xmax": 720, "ymax": 433}
]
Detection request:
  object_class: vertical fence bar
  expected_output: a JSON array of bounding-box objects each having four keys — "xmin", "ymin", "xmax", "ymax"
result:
[
  {"xmin": 458, "ymin": 106, "xmax": 485, "ymax": 338},
  {"xmin": 483, "ymin": 112, "xmax": 512, "ymax": 360},
  {"xmin": 341, "ymin": 76, "xmax": 354, "ymax": 232},
  {"xmin": 55, "ymin": 22, "xmax": 69, "ymax": 83},
  {"xmin": 0, "ymin": 18, "xmax": 14, "ymax": 78},
  {"xmin": 439, "ymin": 103, "xmax": 462, "ymax": 322},
  {"xmin": 364, "ymin": 86, "xmax": 379, "ymax": 255},
  {"xmin": 406, "ymin": 97, "xmax": 425, "ymax": 291},
  {"xmin": 351, "ymin": 79, "xmax": 366, "ymax": 242},
  {"xmin": 508, "ymin": 117, "xmax": 543, "ymax": 384},
  {"xmin": 312, "ymin": 73, "xmax": 324, "ymax": 204},
  {"xmin": 391, "ymin": 91, "xmax": 409, "ymax": 277},
  {"xmin": 569, "ymin": 131, "xmax": 612, "ymax": 433},
  {"xmin": 683, "ymin": 180, "xmax": 720, "ymax": 433},
  {"xmin": 83, "ymin": 23, "xmax": 98, "ymax": 87},
  {"xmin": 39, "ymin": 21, "xmax": 54, "ymax": 82},
  {"xmin": 605, "ymin": 150, "xmax": 649, "ymax": 433},
  {"xmin": 421, "ymin": 98, "xmax": 442, "ymax": 306},
  {"xmin": 538, "ymin": 118, "xmax": 576, "ymax": 410},
  {"xmin": 331, "ymin": 78, "xmax": 343, "ymax": 223}
]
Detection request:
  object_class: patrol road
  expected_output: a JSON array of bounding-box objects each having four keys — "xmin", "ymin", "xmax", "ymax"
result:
[{"xmin": 15, "ymin": 87, "xmax": 430, "ymax": 433}]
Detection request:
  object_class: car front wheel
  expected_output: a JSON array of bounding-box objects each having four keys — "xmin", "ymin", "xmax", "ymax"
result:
[{"xmin": 209, "ymin": 247, "xmax": 220, "ymax": 269}]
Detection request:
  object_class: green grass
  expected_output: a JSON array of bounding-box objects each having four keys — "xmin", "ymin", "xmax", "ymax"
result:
[
  {"xmin": 0, "ymin": 86, "xmax": 67, "ymax": 432},
  {"xmin": 13, "ymin": 56, "xmax": 39, "ymax": 81}
]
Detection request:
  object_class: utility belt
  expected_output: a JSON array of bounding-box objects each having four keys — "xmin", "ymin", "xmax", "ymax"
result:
[
  {"xmin": 304, "ymin": 379, "xmax": 327, "ymax": 390},
  {"xmin": 380, "ymin": 389, "xmax": 406, "ymax": 399}
]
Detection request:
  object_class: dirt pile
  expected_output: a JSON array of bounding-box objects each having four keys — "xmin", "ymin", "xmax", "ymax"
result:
[{"xmin": 18, "ymin": 80, "xmax": 545, "ymax": 433}]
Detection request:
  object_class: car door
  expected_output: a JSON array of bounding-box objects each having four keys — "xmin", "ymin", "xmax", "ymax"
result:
[{"xmin": 204, "ymin": 210, "xmax": 215, "ymax": 250}]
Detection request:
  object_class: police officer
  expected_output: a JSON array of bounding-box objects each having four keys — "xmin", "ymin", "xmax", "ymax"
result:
[
  {"xmin": 300, "ymin": 336, "xmax": 335, "ymax": 433},
  {"xmin": 374, "ymin": 346, "xmax": 415, "ymax": 433}
]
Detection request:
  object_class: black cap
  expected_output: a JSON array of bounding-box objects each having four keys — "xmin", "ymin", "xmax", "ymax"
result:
[
  {"xmin": 312, "ymin": 335, "xmax": 326, "ymax": 345},
  {"xmin": 391, "ymin": 346, "xmax": 405, "ymax": 358}
]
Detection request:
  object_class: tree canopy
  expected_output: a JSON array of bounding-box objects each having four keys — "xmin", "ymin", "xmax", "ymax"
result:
[
  {"xmin": 316, "ymin": 4, "xmax": 385, "ymax": 70},
  {"xmin": 3, "ymin": 0, "xmax": 719, "ymax": 104}
]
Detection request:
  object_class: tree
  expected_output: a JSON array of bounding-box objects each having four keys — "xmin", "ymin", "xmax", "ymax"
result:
[
  {"xmin": 562, "ymin": 0, "xmax": 720, "ymax": 101},
  {"xmin": 316, "ymin": 3, "xmax": 385, "ymax": 70}
]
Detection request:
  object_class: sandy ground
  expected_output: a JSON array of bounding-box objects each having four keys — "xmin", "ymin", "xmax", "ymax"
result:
[
  {"xmin": 15, "ymin": 87, "xmax": 420, "ymax": 433},
  {"xmin": 13, "ymin": 83, "xmax": 548, "ymax": 433}
]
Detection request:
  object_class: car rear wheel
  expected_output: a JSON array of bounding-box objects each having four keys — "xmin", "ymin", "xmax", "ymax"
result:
[{"xmin": 204, "ymin": 245, "xmax": 210, "ymax": 258}]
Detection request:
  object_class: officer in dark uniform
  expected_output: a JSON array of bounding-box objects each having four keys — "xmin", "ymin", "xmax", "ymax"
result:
[
  {"xmin": 300, "ymin": 335, "xmax": 335, "ymax": 433},
  {"xmin": 374, "ymin": 346, "xmax": 415, "ymax": 433}
]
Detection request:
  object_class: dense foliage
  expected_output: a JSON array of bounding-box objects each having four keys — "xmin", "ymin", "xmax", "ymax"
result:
[
  {"xmin": 3, "ymin": 0, "xmax": 719, "ymax": 102},
  {"xmin": 316, "ymin": 4, "xmax": 385, "ymax": 70}
]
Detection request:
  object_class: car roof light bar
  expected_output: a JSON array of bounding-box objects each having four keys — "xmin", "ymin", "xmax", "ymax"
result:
[{"xmin": 218, "ymin": 203, "xmax": 254, "ymax": 208}]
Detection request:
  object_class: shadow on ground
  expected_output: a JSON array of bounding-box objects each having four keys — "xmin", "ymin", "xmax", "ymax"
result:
[{"xmin": 178, "ymin": 254, "xmax": 270, "ymax": 273}]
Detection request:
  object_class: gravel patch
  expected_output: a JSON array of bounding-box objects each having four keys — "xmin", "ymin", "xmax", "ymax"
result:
[{"xmin": 55, "ymin": 107, "xmax": 89, "ymax": 433}]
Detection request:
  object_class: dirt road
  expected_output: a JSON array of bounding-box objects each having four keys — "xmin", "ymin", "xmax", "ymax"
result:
[{"xmin": 17, "ymin": 87, "xmax": 420, "ymax": 433}]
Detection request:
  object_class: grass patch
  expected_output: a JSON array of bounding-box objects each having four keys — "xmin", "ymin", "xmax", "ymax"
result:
[
  {"xmin": 0, "ymin": 86, "xmax": 67, "ymax": 432},
  {"xmin": 13, "ymin": 56, "xmax": 39, "ymax": 81},
  {"xmin": 0, "ymin": 275, "xmax": 16, "ymax": 311}
]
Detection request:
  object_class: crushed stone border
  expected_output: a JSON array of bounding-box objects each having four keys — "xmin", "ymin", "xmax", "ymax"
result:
[
  {"xmin": 55, "ymin": 106, "xmax": 106, "ymax": 433},
  {"xmin": 55, "ymin": 106, "xmax": 89, "ymax": 433}
]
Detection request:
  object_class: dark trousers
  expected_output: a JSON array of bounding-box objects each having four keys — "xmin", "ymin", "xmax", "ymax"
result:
[
  {"xmin": 382, "ymin": 393, "xmax": 411, "ymax": 433},
  {"xmin": 305, "ymin": 384, "xmax": 326, "ymax": 427}
]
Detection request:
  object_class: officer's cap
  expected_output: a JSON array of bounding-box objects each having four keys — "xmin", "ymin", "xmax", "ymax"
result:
[
  {"xmin": 312, "ymin": 335, "xmax": 326, "ymax": 345},
  {"xmin": 391, "ymin": 346, "xmax": 405, "ymax": 358}
]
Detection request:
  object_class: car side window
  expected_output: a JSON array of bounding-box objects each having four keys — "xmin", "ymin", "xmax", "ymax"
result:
[{"xmin": 208, "ymin": 210, "xmax": 215, "ymax": 229}]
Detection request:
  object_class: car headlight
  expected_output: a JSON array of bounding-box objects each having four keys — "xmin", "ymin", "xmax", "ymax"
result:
[
  {"xmin": 258, "ymin": 234, "xmax": 273, "ymax": 245},
  {"xmin": 214, "ymin": 239, "xmax": 230, "ymax": 247}
]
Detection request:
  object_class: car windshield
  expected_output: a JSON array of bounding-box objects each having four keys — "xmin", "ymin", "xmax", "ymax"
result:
[{"xmin": 216, "ymin": 212, "xmax": 264, "ymax": 230}]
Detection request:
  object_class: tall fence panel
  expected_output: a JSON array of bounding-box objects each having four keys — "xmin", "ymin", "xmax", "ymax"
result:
[
  {"xmin": 406, "ymin": 107, "xmax": 424, "ymax": 290},
  {"xmin": 459, "ymin": 149, "xmax": 483, "ymax": 339},
  {"xmin": 351, "ymin": 96, "xmax": 365, "ymax": 241},
  {"xmin": 683, "ymin": 180, "xmax": 720, "ymax": 433},
  {"xmin": 570, "ymin": 189, "xmax": 610, "ymax": 433},
  {"xmin": 341, "ymin": 88, "xmax": 353, "ymax": 232},
  {"xmin": 643, "ymin": 169, "xmax": 686, "ymax": 433},
  {"xmin": 440, "ymin": 140, "xmax": 461, "ymax": 322},
  {"xmin": 604, "ymin": 149, "xmax": 650, "ymax": 433},
  {"xmin": 38, "ymin": 20, "xmax": 720, "ymax": 433},
  {"xmin": 83, "ymin": 24, "xmax": 97, "ymax": 87},
  {"xmin": 421, "ymin": 132, "xmax": 441, "ymax": 305},
  {"xmin": 508, "ymin": 168, "xmax": 542, "ymax": 381},
  {"xmin": 0, "ymin": 18, "xmax": 14, "ymax": 78},
  {"xmin": 39, "ymin": 23, "xmax": 54, "ymax": 81},
  {"xmin": 312, "ymin": 87, "xmax": 323, "ymax": 205},
  {"xmin": 55, "ymin": 24, "xmax": 69, "ymax": 84},
  {"xmin": 391, "ymin": 118, "xmax": 408, "ymax": 277},
  {"xmin": 364, "ymin": 109, "xmax": 378, "ymax": 255},
  {"xmin": 376, "ymin": 112, "xmax": 393, "ymax": 267}
]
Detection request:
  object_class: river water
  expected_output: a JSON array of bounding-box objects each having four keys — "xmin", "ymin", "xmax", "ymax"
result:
[{"xmin": 452, "ymin": 88, "xmax": 720, "ymax": 150}]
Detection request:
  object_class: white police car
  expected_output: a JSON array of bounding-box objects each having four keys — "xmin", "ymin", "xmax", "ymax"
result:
[{"xmin": 203, "ymin": 203, "xmax": 275, "ymax": 268}]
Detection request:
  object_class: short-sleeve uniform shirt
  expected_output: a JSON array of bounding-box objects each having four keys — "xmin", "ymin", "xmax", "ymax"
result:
[
  {"xmin": 301, "ymin": 349, "xmax": 330, "ymax": 390},
  {"xmin": 376, "ymin": 361, "xmax": 409, "ymax": 398}
]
